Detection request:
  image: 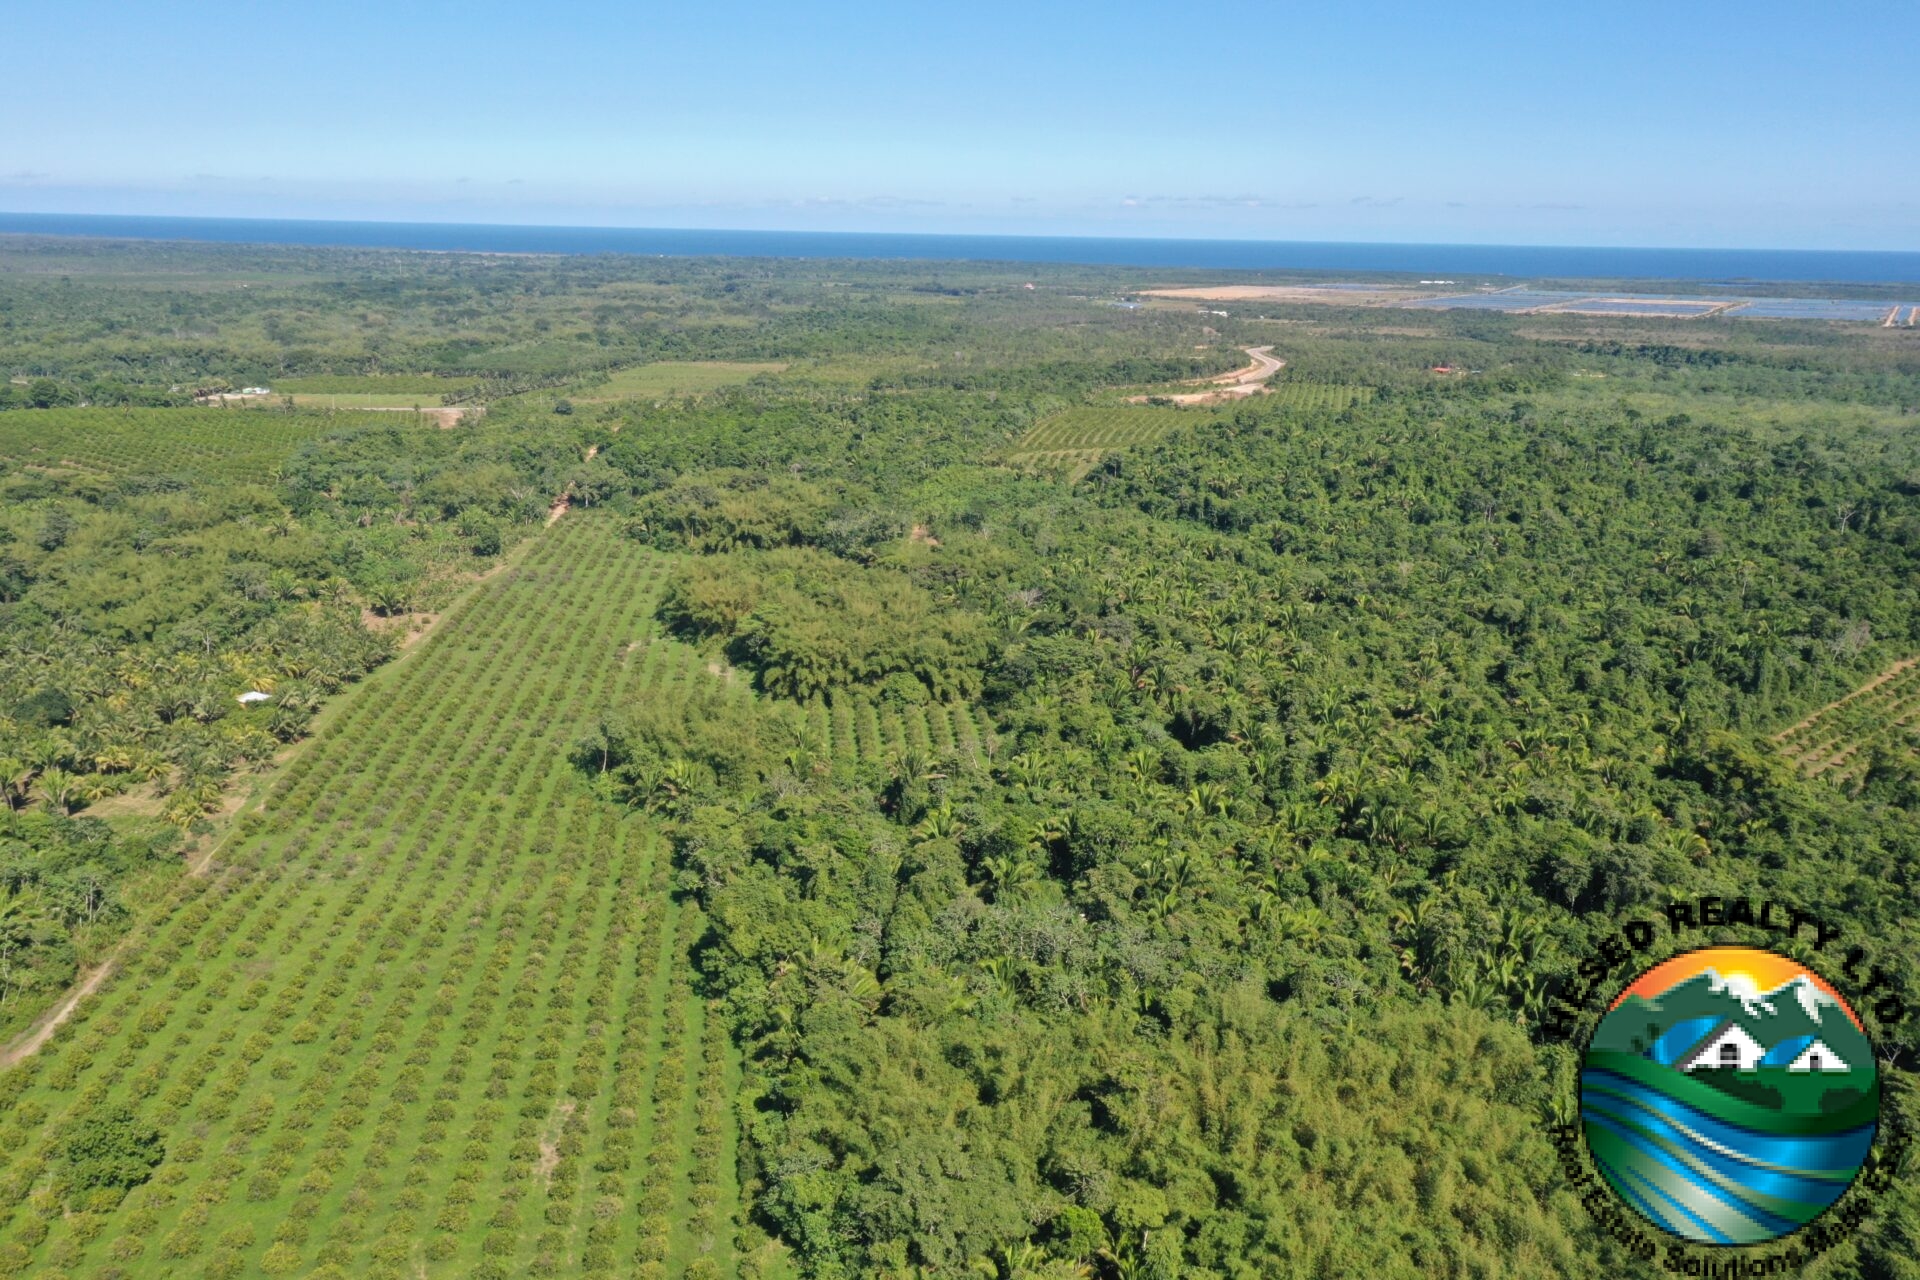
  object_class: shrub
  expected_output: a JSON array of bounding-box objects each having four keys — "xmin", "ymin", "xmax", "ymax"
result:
[
  {"xmin": 157, "ymin": 1226, "xmax": 202, "ymax": 1259},
  {"xmin": 55, "ymin": 1105, "xmax": 164, "ymax": 1203}
]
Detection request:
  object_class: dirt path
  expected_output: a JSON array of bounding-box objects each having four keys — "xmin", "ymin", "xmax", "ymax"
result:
[
  {"xmin": 547, "ymin": 443, "xmax": 601, "ymax": 525},
  {"xmin": 0, "ymin": 959, "xmax": 115, "ymax": 1068},
  {"xmin": 1770, "ymin": 655, "xmax": 1920, "ymax": 741},
  {"xmin": 0, "ymin": 803, "xmax": 243, "ymax": 1068},
  {"xmin": 0, "ymin": 534, "xmax": 550, "ymax": 1073},
  {"xmin": 1127, "ymin": 346, "xmax": 1285, "ymax": 406}
]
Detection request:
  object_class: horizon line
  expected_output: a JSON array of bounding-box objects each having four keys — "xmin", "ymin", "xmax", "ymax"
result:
[{"xmin": 5, "ymin": 209, "xmax": 1920, "ymax": 260}]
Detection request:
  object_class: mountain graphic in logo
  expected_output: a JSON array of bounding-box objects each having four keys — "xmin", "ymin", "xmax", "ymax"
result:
[{"xmin": 1580, "ymin": 946, "xmax": 1879, "ymax": 1245}]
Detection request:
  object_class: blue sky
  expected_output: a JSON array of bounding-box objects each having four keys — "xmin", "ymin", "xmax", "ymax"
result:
[{"xmin": 4, "ymin": 0, "xmax": 1916, "ymax": 247}]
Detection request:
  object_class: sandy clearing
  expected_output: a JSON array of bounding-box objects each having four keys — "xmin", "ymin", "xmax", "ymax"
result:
[{"xmin": 1140, "ymin": 284, "xmax": 1429, "ymax": 305}]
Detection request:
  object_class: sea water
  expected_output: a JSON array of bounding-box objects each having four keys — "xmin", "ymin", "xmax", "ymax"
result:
[{"xmin": 3, "ymin": 211, "xmax": 1919, "ymax": 285}]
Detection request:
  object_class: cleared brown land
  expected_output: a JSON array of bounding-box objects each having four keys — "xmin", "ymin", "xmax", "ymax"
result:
[{"xmin": 1140, "ymin": 285, "xmax": 1431, "ymax": 305}]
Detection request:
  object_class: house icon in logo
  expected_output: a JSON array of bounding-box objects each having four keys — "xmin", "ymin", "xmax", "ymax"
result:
[{"xmin": 1672, "ymin": 1018, "xmax": 1854, "ymax": 1074}]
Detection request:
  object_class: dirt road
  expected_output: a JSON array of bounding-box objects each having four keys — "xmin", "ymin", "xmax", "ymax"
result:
[
  {"xmin": 0, "ymin": 960, "xmax": 114, "ymax": 1068},
  {"xmin": 1127, "ymin": 345, "xmax": 1286, "ymax": 405}
]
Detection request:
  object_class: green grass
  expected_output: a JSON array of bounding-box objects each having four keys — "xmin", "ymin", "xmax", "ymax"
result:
[
  {"xmin": 285, "ymin": 393, "xmax": 453, "ymax": 410},
  {"xmin": 0, "ymin": 407, "xmax": 354, "ymax": 483},
  {"xmin": 0, "ymin": 516, "xmax": 747, "ymax": 1279},
  {"xmin": 579, "ymin": 362, "xmax": 787, "ymax": 401}
]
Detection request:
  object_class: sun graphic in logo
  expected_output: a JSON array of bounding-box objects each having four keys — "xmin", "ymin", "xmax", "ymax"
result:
[{"xmin": 1581, "ymin": 946, "xmax": 1879, "ymax": 1245}]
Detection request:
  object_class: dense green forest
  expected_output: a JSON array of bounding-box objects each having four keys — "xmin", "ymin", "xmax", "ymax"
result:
[{"xmin": 1, "ymin": 236, "xmax": 1918, "ymax": 1279}]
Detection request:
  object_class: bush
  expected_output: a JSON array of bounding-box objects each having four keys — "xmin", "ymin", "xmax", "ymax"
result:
[{"xmin": 55, "ymin": 1106, "xmax": 164, "ymax": 1203}]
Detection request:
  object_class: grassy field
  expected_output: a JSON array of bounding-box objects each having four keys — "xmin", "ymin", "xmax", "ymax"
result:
[
  {"xmin": 1006, "ymin": 382, "xmax": 1373, "ymax": 472},
  {"xmin": 285, "ymin": 394, "xmax": 451, "ymax": 410},
  {"xmin": 0, "ymin": 407, "xmax": 353, "ymax": 482},
  {"xmin": 1772, "ymin": 656, "xmax": 1920, "ymax": 786},
  {"xmin": 0, "ymin": 516, "xmax": 769, "ymax": 1280},
  {"xmin": 579, "ymin": 363, "xmax": 787, "ymax": 401},
  {"xmin": 272, "ymin": 377, "xmax": 464, "ymax": 396}
]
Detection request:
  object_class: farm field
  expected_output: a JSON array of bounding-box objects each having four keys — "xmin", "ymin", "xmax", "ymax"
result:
[
  {"xmin": 1006, "ymin": 382, "xmax": 1372, "ymax": 472},
  {"xmin": 1011, "ymin": 404, "xmax": 1197, "ymax": 454},
  {"xmin": 1772, "ymin": 655, "xmax": 1920, "ymax": 786},
  {"xmin": 803, "ymin": 695, "xmax": 994, "ymax": 769},
  {"xmin": 0, "ymin": 516, "xmax": 768, "ymax": 1280},
  {"xmin": 0, "ymin": 407, "xmax": 357, "ymax": 482},
  {"xmin": 286, "ymin": 394, "xmax": 455, "ymax": 410},
  {"xmin": 579, "ymin": 362, "xmax": 788, "ymax": 401},
  {"xmin": 272, "ymin": 377, "xmax": 468, "ymax": 397}
]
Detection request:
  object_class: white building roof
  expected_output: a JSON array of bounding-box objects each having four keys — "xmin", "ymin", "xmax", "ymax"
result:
[
  {"xmin": 1681, "ymin": 1021, "xmax": 1766, "ymax": 1071},
  {"xmin": 1787, "ymin": 1038, "xmax": 1851, "ymax": 1073}
]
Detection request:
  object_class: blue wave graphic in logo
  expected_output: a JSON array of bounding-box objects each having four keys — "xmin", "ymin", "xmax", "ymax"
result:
[{"xmin": 1580, "ymin": 1065, "xmax": 1876, "ymax": 1244}]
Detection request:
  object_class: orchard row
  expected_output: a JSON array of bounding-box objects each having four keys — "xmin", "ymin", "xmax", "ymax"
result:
[{"xmin": 0, "ymin": 515, "xmax": 749, "ymax": 1280}]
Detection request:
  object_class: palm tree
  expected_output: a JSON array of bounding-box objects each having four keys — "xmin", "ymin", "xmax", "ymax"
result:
[
  {"xmin": 37, "ymin": 767, "xmax": 82, "ymax": 815},
  {"xmin": 979, "ymin": 855, "xmax": 1038, "ymax": 902},
  {"xmin": 0, "ymin": 758, "xmax": 32, "ymax": 810},
  {"xmin": 913, "ymin": 801, "xmax": 959, "ymax": 842}
]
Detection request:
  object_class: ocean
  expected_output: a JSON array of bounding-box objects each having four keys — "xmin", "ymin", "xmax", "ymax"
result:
[{"xmin": 2, "ymin": 211, "xmax": 1918, "ymax": 285}]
